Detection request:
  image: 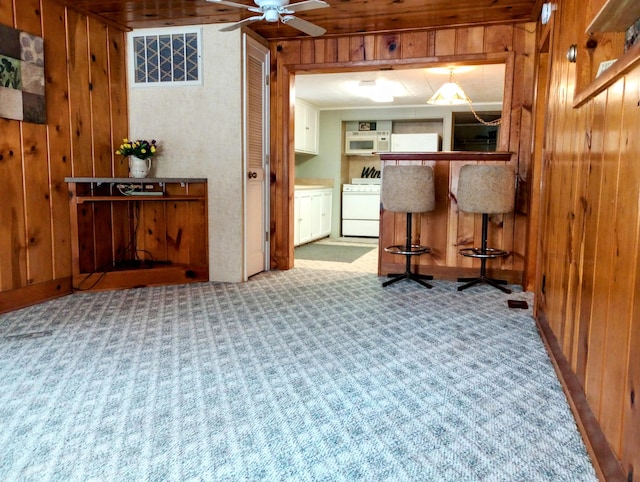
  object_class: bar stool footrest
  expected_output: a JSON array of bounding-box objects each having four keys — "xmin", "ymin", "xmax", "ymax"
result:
[
  {"xmin": 385, "ymin": 244, "xmax": 431, "ymax": 256},
  {"xmin": 459, "ymin": 247, "xmax": 510, "ymax": 259}
]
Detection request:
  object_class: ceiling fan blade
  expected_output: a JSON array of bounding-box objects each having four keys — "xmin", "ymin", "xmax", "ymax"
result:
[
  {"xmin": 286, "ymin": 0, "xmax": 330, "ymax": 13},
  {"xmin": 281, "ymin": 15, "xmax": 326, "ymax": 37},
  {"xmin": 207, "ymin": 0, "xmax": 254, "ymax": 9},
  {"xmin": 219, "ymin": 15, "xmax": 264, "ymax": 31}
]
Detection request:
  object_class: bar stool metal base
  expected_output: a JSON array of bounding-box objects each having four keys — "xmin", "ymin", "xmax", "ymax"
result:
[
  {"xmin": 382, "ymin": 213, "xmax": 433, "ymax": 289},
  {"xmin": 383, "ymin": 244, "xmax": 433, "ymax": 288},
  {"xmin": 457, "ymin": 213, "xmax": 512, "ymax": 294}
]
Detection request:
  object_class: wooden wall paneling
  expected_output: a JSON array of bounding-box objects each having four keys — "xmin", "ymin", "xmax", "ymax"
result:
[
  {"xmin": 400, "ymin": 31, "xmax": 432, "ymax": 59},
  {"xmin": 21, "ymin": 123, "xmax": 53, "ymax": 285},
  {"xmin": 455, "ymin": 26, "xmax": 484, "ymax": 55},
  {"xmin": 376, "ymin": 34, "xmax": 401, "ymax": 60},
  {"xmin": 484, "ymin": 25, "xmax": 514, "ymax": 53},
  {"xmin": 348, "ymin": 35, "xmax": 365, "ymax": 62},
  {"xmin": 542, "ymin": 25, "xmax": 571, "ymax": 338},
  {"xmin": 188, "ymin": 183, "xmax": 208, "ymax": 266},
  {"xmin": 312, "ymin": 39, "xmax": 325, "ymax": 64},
  {"xmin": 445, "ymin": 161, "xmax": 463, "ymax": 267},
  {"xmin": 76, "ymin": 202, "xmax": 96, "ymax": 276},
  {"xmin": 0, "ymin": 121, "xmax": 27, "ymax": 290},
  {"xmin": 565, "ymin": 105, "xmax": 592, "ymax": 369},
  {"xmin": 109, "ymin": 202, "xmax": 129, "ymax": 267},
  {"xmin": 165, "ymin": 183, "xmax": 189, "ymax": 264},
  {"xmin": 88, "ymin": 18, "xmax": 112, "ymax": 177},
  {"xmin": 583, "ymin": 89, "xmax": 617, "ymax": 416},
  {"xmin": 108, "ymin": 27, "xmax": 129, "ymax": 178},
  {"xmin": 138, "ymin": 202, "xmax": 167, "ymax": 263},
  {"xmin": 434, "ymin": 29, "xmax": 456, "ymax": 57},
  {"xmin": 576, "ymin": 94, "xmax": 604, "ymax": 389},
  {"xmin": 0, "ymin": 0, "xmax": 13, "ymax": 26},
  {"xmin": 512, "ymin": 25, "xmax": 536, "ymax": 278},
  {"xmin": 452, "ymin": 160, "xmax": 479, "ymax": 271},
  {"xmin": 67, "ymin": 9, "xmax": 93, "ymax": 177},
  {"xmin": 92, "ymin": 201, "xmax": 113, "ymax": 271},
  {"xmin": 425, "ymin": 160, "xmax": 449, "ymax": 266},
  {"xmin": 43, "ymin": 2, "xmax": 73, "ymax": 280},
  {"xmin": 322, "ymin": 38, "xmax": 338, "ymax": 64},
  {"xmin": 14, "ymin": 0, "xmax": 42, "ymax": 36},
  {"xmin": 527, "ymin": 46, "xmax": 549, "ymax": 295},
  {"xmin": 337, "ymin": 37, "xmax": 350, "ymax": 63},
  {"xmin": 498, "ymin": 53, "xmax": 515, "ymax": 153},
  {"xmin": 15, "ymin": 0, "xmax": 52, "ymax": 288},
  {"xmin": 599, "ymin": 75, "xmax": 637, "ymax": 454},
  {"xmin": 620, "ymin": 68, "xmax": 640, "ymax": 479}
]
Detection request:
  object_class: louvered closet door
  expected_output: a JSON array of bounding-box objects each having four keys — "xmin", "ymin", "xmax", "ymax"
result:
[{"xmin": 244, "ymin": 35, "xmax": 270, "ymax": 279}]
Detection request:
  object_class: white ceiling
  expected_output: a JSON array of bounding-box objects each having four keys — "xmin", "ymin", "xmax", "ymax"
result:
[{"xmin": 294, "ymin": 64, "xmax": 506, "ymax": 109}]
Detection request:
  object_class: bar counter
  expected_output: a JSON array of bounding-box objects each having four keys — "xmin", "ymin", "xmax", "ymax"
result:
[{"xmin": 377, "ymin": 151, "xmax": 523, "ymax": 286}]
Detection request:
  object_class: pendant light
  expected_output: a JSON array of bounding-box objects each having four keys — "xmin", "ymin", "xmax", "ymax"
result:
[{"xmin": 427, "ymin": 69, "xmax": 501, "ymax": 126}]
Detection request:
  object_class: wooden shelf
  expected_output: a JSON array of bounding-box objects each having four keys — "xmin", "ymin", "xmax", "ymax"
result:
[
  {"xmin": 66, "ymin": 177, "xmax": 209, "ymax": 291},
  {"xmin": 75, "ymin": 195, "xmax": 206, "ymax": 203},
  {"xmin": 574, "ymin": 31, "xmax": 640, "ymax": 107},
  {"xmin": 587, "ymin": 0, "xmax": 640, "ymax": 33}
]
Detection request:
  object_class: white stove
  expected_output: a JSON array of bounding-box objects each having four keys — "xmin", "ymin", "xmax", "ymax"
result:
[{"xmin": 342, "ymin": 178, "xmax": 381, "ymax": 237}]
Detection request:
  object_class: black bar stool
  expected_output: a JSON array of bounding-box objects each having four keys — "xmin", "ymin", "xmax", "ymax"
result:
[
  {"xmin": 456, "ymin": 164, "xmax": 515, "ymax": 293},
  {"xmin": 381, "ymin": 165, "xmax": 436, "ymax": 289}
]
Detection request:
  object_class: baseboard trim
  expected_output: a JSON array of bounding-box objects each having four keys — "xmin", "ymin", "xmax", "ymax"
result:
[
  {"xmin": 535, "ymin": 311, "xmax": 626, "ymax": 482},
  {"xmin": 0, "ymin": 277, "xmax": 72, "ymax": 314}
]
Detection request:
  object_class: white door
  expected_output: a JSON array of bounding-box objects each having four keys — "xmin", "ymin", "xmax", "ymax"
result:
[{"xmin": 244, "ymin": 35, "xmax": 270, "ymax": 279}]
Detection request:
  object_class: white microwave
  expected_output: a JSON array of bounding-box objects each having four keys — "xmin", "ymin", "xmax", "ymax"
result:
[{"xmin": 345, "ymin": 130, "xmax": 391, "ymax": 156}]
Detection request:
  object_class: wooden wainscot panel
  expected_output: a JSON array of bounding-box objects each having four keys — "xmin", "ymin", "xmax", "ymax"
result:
[
  {"xmin": 22, "ymin": 124, "xmax": 54, "ymax": 285},
  {"xmin": 0, "ymin": 121, "xmax": 27, "ymax": 292},
  {"xmin": 108, "ymin": 27, "xmax": 129, "ymax": 178},
  {"xmin": 67, "ymin": 9, "xmax": 93, "ymax": 177},
  {"xmin": 88, "ymin": 18, "xmax": 113, "ymax": 178},
  {"xmin": 43, "ymin": 2, "xmax": 74, "ymax": 281}
]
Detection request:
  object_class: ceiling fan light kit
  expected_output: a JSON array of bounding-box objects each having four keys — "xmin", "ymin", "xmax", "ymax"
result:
[{"xmin": 209, "ymin": 0, "xmax": 329, "ymax": 36}]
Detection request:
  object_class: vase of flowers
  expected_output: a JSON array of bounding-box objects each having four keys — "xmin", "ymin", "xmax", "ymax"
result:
[{"xmin": 116, "ymin": 138, "xmax": 158, "ymax": 178}]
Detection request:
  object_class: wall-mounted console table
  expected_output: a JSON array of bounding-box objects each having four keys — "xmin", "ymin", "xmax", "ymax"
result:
[{"xmin": 65, "ymin": 177, "xmax": 208, "ymax": 292}]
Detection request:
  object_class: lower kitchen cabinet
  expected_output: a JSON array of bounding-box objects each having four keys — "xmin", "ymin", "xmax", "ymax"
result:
[{"xmin": 294, "ymin": 187, "xmax": 332, "ymax": 246}]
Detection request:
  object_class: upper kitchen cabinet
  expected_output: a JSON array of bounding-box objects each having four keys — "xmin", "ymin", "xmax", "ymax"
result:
[
  {"xmin": 295, "ymin": 99, "xmax": 320, "ymax": 154},
  {"xmin": 574, "ymin": 0, "xmax": 640, "ymax": 106}
]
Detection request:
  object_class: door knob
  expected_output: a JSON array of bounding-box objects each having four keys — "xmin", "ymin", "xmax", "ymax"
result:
[{"xmin": 248, "ymin": 171, "xmax": 257, "ymax": 179}]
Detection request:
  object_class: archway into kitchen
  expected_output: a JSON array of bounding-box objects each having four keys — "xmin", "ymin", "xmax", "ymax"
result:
[{"xmin": 290, "ymin": 64, "xmax": 506, "ymax": 273}]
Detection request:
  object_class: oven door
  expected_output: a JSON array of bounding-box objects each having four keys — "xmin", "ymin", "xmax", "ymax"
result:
[{"xmin": 341, "ymin": 191, "xmax": 381, "ymax": 237}]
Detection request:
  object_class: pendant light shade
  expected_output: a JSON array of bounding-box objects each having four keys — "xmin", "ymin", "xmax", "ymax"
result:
[{"xmin": 426, "ymin": 71, "xmax": 469, "ymax": 105}]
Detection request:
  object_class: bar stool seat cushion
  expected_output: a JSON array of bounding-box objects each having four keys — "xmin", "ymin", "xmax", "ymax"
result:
[
  {"xmin": 382, "ymin": 165, "xmax": 435, "ymax": 214},
  {"xmin": 457, "ymin": 165, "xmax": 515, "ymax": 214}
]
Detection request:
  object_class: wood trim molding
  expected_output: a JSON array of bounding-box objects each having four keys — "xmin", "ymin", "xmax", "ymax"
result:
[
  {"xmin": 535, "ymin": 311, "xmax": 626, "ymax": 482},
  {"xmin": 0, "ymin": 278, "xmax": 72, "ymax": 314}
]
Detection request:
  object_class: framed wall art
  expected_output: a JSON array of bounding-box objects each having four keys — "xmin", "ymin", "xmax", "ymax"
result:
[{"xmin": 0, "ymin": 23, "xmax": 46, "ymax": 124}]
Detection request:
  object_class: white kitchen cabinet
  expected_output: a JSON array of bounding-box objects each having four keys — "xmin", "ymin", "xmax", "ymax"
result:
[
  {"xmin": 294, "ymin": 99, "xmax": 319, "ymax": 154},
  {"xmin": 294, "ymin": 187, "xmax": 332, "ymax": 246}
]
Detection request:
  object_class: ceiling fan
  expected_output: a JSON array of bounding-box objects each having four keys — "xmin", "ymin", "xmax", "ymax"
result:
[{"xmin": 208, "ymin": 0, "xmax": 329, "ymax": 37}]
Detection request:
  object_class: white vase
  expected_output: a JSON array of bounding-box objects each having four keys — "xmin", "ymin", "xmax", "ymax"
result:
[{"xmin": 129, "ymin": 156, "xmax": 151, "ymax": 178}]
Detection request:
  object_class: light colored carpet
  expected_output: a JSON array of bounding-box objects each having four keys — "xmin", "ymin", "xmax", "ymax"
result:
[{"xmin": 0, "ymin": 268, "xmax": 596, "ymax": 481}]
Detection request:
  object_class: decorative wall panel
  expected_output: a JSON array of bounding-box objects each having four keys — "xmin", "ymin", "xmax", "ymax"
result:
[{"xmin": 0, "ymin": 23, "xmax": 45, "ymax": 124}]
